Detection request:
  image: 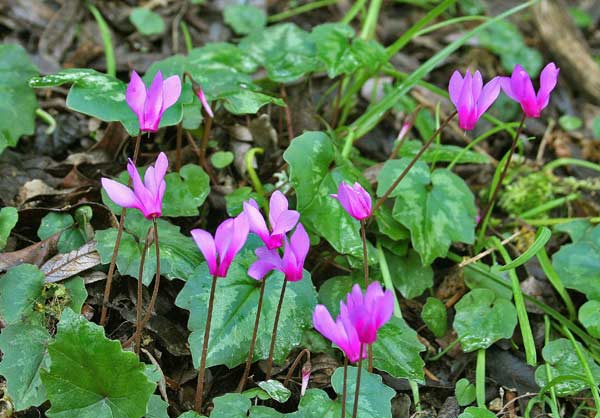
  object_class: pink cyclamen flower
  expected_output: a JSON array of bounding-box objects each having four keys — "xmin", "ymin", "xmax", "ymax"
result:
[
  {"xmin": 330, "ymin": 182, "xmax": 372, "ymax": 221},
  {"xmin": 248, "ymin": 223, "xmax": 309, "ymax": 282},
  {"xmin": 126, "ymin": 70, "xmax": 182, "ymax": 132},
  {"xmin": 191, "ymin": 213, "xmax": 249, "ymax": 278},
  {"xmin": 449, "ymin": 69, "xmax": 501, "ymax": 131},
  {"xmin": 501, "ymin": 63, "xmax": 559, "ymax": 118},
  {"xmin": 196, "ymin": 87, "xmax": 214, "ymax": 118},
  {"xmin": 243, "ymin": 191, "xmax": 300, "ymax": 250},
  {"xmin": 313, "ymin": 304, "xmax": 366, "ymax": 363},
  {"xmin": 344, "ymin": 282, "xmax": 394, "ymax": 344},
  {"xmin": 101, "ymin": 152, "xmax": 168, "ymax": 219}
]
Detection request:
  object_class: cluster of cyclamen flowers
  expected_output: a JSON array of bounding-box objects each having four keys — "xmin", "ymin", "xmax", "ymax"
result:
[
  {"xmin": 450, "ymin": 62, "xmax": 559, "ymax": 130},
  {"xmin": 100, "ymin": 60, "xmax": 559, "ymax": 413}
]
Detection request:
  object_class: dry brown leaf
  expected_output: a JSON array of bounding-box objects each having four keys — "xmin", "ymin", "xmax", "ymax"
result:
[{"xmin": 41, "ymin": 240, "xmax": 100, "ymax": 283}]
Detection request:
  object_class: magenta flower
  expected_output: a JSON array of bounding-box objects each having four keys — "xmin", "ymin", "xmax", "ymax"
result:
[
  {"xmin": 501, "ymin": 63, "xmax": 559, "ymax": 118},
  {"xmin": 126, "ymin": 70, "xmax": 182, "ymax": 132},
  {"xmin": 312, "ymin": 304, "xmax": 366, "ymax": 363},
  {"xmin": 191, "ymin": 213, "xmax": 249, "ymax": 278},
  {"xmin": 101, "ymin": 152, "xmax": 168, "ymax": 219},
  {"xmin": 243, "ymin": 191, "xmax": 300, "ymax": 250},
  {"xmin": 248, "ymin": 223, "xmax": 309, "ymax": 282},
  {"xmin": 448, "ymin": 69, "xmax": 501, "ymax": 131},
  {"xmin": 330, "ymin": 182, "xmax": 372, "ymax": 221},
  {"xmin": 344, "ymin": 282, "xmax": 394, "ymax": 344},
  {"xmin": 196, "ymin": 87, "xmax": 214, "ymax": 118}
]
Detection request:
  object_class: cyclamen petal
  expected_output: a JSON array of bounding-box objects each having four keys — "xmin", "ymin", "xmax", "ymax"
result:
[
  {"xmin": 126, "ymin": 71, "xmax": 146, "ymax": 128},
  {"xmin": 101, "ymin": 178, "xmax": 140, "ymax": 209},
  {"xmin": 143, "ymin": 71, "xmax": 164, "ymax": 132},
  {"xmin": 345, "ymin": 282, "xmax": 394, "ymax": 344},
  {"xmin": 196, "ymin": 87, "xmax": 214, "ymax": 118},
  {"xmin": 242, "ymin": 192, "xmax": 299, "ymax": 250},
  {"xmin": 191, "ymin": 229, "xmax": 218, "ymax": 276}
]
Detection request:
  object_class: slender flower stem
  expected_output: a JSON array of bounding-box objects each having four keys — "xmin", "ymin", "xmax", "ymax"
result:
[
  {"xmin": 478, "ymin": 113, "xmax": 526, "ymax": 238},
  {"xmin": 372, "ymin": 110, "xmax": 457, "ymax": 214},
  {"xmin": 351, "ymin": 347, "xmax": 364, "ymax": 418},
  {"xmin": 265, "ymin": 279, "xmax": 288, "ymax": 380},
  {"xmin": 409, "ymin": 380, "xmax": 421, "ymax": 411},
  {"xmin": 283, "ymin": 349, "xmax": 311, "ymax": 387},
  {"xmin": 359, "ymin": 220, "xmax": 373, "ymax": 372},
  {"xmin": 341, "ymin": 356, "xmax": 348, "ymax": 417},
  {"xmin": 176, "ymin": 123, "xmax": 183, "ymax": 171},
  {"xmin": 100, "ymin": 133, "xmax": 142, "ymax": 326},
  {"xmin": 237, "ymin": 279, "xmax": 267, "ymax": 392},
  {"xmin": 280, "ymin": 84, "xmax": 295, "ymax": 140},
  {"xmin": 199, "ymin": 114, "xmax": 213, "ymax": 168},
  {"xmin": 142, "ymin": 219, "xmax": 162, "ymax": 326},
  {"xmin": 134, "ymin": 226, "xmax": 153, "ymax": 356},
  {"xmin": 195, "ymin": 274, "xmax": 219, "ymax": 413},
  {"xmin": 331, "ymin": 75, "xmax": 345, "ymax": 128},
  {"xmin": 476, "ymin": 348, "xmax": 486, "ymax": 408}
]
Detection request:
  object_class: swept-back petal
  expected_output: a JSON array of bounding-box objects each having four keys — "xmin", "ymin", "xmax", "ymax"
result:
[
  {"xmin": 313, "ymin": 305, "xmax": 341, "ymax": 347},
  {"xmin": 243, "ymin": 201, "xmax": 269, "ymax": 243},
  {"xmin": 248, "ymin": 247, "xmax": 281, "ymax": 280},
  {"xmin": 536, "ymin": 62, "xmax": 559, "ymax": 111},
  {"xmin": 191, "ymin": 229, "xmax": 217, "ymax": 276},
  {"xmin": 162, "ymin": 75, "xmax": 182, "ymax": 109},
  {"xmin": 268, "ymin": 191, "xmax": 289, "ymax": 227},
  {"xmin": 126, "ymin": 71, "xmax": 146, "ymax": 127},
  {"xmin": 197, "ymin": 88, "xmax": 214, "ymax": 118},
  {"xmin": 374, "ymin": 290, "xmax": 395, "ymax": 329},
  {"xmin": 448, "ymin": 71, "xmax": 464, "ymax": 107},
  {"xmin": 218, "ymin": 213, "xmax": 249, "ymax": 276},
  {"xmin": 290, "ymin": 223, "xmax": 310, "ymax": 266},
  {"xmin": 127, "ymin": 159, "xmax": 154, "ymax": 213},
  {"xmin": 271, "ymin": 210, "xmax": 300, "ymax": 235},
  {"xmin": 476, "ymin": 76, "xmax": 501, "ymax": 118},
  {"xmin": 101, "ymin": 178, "xmax": 140, "ymax": 210},
  {"xmin": 472, "ymin": 70, "xmax": 483, "ymax": 100},
  {"xmin": 143, "ymin": 71, "xmax": 165, "ymax": 132},
  {"xmin": 500, "ymin": 77, "xmax": 518, "ymax": 101}
]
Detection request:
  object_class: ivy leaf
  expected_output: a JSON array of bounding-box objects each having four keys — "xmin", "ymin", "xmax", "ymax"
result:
[
  {"xmin": 0, "ymin": 206, "xmax": 18, "ymax": 250},
  {"xmin": 377, "ymin": 162, "xmax": 477, "ymax": 265},
  {"xmin": 0, "ymin": 323, "xmax": 51, "ymax": 411},
  {"xmin": 388, "ymin": 249, "xmax": 433, "ymax": 299},
  {"xmin": 207, "ymin": 393, "xmax": 250, "ymax": 418},
  {"xmin": 289, "ymin": 367, "xmax": 394, "ymax": 417},
  {"xmin": 146, "ymin": 395, "xmax": 169, "ymax": 418},
  {"xmin": 579, "ymin": 300, "xmax": 600, "ymax": 338},
  {"xmin": 257, "ymin": 380, "xmax": 291, "ymax": 403},
  {"xmin": 455, "ymin": 378, "xmax": 477, "ymax": 406},
  {"xmin": 552, "ymin": 224, "xmax": 600, "ymax": 300},
  {"xmin": 0, "ymin": 264, "xmax": 45, "ymax": 325},
  {"xmin": 239, "ymin": 23, "xmax": 319, "ymax": 83},
  {"xmin": 29, "ymin": 69, "xmax": 186, "ymax": 135},
  {"xmin": 453, "ymin": 289, "xmax": 517, "ymax": 352},
  {"xmin": 421, "ymin": 297, "xmax": 448, "ymax": 338},
  {"xmin": 534, "ymin": 338, "xmax": 600, "ymax": 396},
  {"xmin": 175, "ymin": 256, "xmax": 317, "ymax": 368},
  {"xmin": 223, "ymin": 4, "xmax": 267, "ymax": 35},
  {"xmin": 38, "ymin": 212, "xmax": 85, "ymax": 253},
  {"xmin": 0, "ymin": 44, "xmax": 39, "ymax": 153},
  {"xmin": 41, "ymin": 308, "xmax": 156, "ymax": 418},
  {"xmin": 284, "ymin": 132, "xmax": 367, "ymax": 258},
  {"xmin": 397, "ymin": 140, "xmax": 489, "ymax": 164},
  {"xmin": 372, "ymin": 317, "xmax": 425, "ymax": 382},
  {"xmin": 318, "ymin": 275, "xmax": 357, "ymax": 317},
  {"xmin": 130, "ymin": 8, "xmax": 165, "ymax": 36}
]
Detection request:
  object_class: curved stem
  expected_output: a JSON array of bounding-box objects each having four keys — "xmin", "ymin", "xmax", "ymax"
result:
[
  {"xmin": 283, "ymin": 349, "xmax": 311, "ymax": 388},
  {"xmin": 134, "ymin": 226, "xmax": 153, "ymax": 356},
  {"xmin": 237, "ymin": 279, "xmax": 267, "ymax": 392},
  {"xmin": 265, "ymin": 279, "xmax": 288, "ymax": 380},
  {"xmin": 100, "ymin": 133, "xmax": 142, "ymax": 326},
  {"xmin": 199, "ymin": 114, "xmax": 213, "ymax": 168},
  {"xmin": 478, "ymin": 113, "xmax": 526, "ymax": 238},
  {"xmin": 195, "ymin": 275, "xmax": 218, "ymax": 413},
  {"xmin": 341, "ymin": 356, "xmax": 348, "ymax": 417},
  {"xmin": 351, "ymin": 348, "xmax": 364, "ymax": 418},
  {"xmin": 245, "ymin": 148, "xmax": 265, "ymax": 199},
  {"xmin": 87, "ymin": 3, "xmax": 115, "ymax": 77},
  {"xmin": 372, "ymin": 110, "xmax": 457, "ymax": 214},
  {"xmin": 409, "ymin": 379, "xmax": 421, "ymax": 411}
]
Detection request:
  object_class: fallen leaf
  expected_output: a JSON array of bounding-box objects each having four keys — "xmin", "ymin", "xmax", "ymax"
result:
[
  {"xmin": 40, "ymin": 240, "xmax": 100, "ymax": 283},
  {"xmin": 0, "ymin": 231, "xmax": 61, "ymax": 272}
]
